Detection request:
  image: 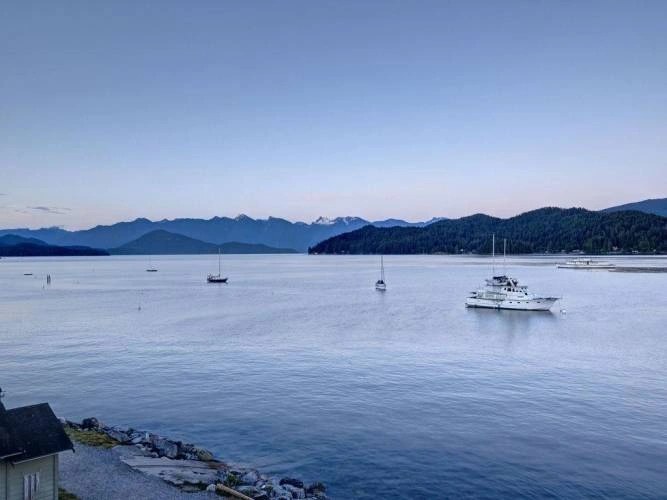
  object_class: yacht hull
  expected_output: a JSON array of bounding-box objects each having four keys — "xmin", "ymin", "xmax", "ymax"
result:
[{"xmin": 465, "ymin": 297, "xmax": 558, "ymax": 311}]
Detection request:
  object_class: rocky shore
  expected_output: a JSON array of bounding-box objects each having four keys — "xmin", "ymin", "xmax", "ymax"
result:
[{"xmin": 62, "ymin": 418, "xmax": 328, "ymax": 500}]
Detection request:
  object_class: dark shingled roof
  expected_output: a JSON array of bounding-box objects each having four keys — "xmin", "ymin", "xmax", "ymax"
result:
[{"xmin": 0, "ymin": 403, "xmax": 73, "ymax": 461}]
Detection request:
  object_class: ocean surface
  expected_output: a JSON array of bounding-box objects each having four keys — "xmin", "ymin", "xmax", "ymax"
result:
[{"xmin": 1, "ymin": 255, "xmax": 666, "ymax": 498}]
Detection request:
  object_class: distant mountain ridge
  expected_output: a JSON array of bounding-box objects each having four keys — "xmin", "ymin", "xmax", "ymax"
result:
[
  {"xmin": 0, "ymin": 198, "xmax": 662, "ymax": 252},
  {"xmin": 0, "ymin": 215, "xmax": 443, "ymax": 252},
  {"xmin": 0, "ymin": 234, "xmax": 109, "ymax": 257},
  {"xmin": 310, "ymin": 207, "xmax": 667, "ymax": 255},
  {"xmin": 602, "ymin": 198, "xmax": 667, "ymax": 217},
  {"xmin": 110, "ymin": 230, "xmax": 297, "ymax": 255}
]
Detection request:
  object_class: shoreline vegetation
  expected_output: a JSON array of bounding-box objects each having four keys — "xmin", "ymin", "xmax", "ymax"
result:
[
  {"xmin": 309, "ymin": 208, "xmax": 667, "ymax": 255},
  {"xmin": 61, "ymin": 417, "xmax": 328, "ymax": 500}
]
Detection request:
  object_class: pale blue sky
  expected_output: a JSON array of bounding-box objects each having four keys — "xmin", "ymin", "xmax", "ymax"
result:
[{"xmin": 1, "ymin": 0, "xmax": 666, "ymax": 229}]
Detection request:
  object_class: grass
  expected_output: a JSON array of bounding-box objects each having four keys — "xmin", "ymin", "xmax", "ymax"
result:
[
  {"xmin": 65, "ymin": 427, "xmax": 120, "ymax": 449},
  {"xmin": 58, "ymin": 487, "xmax": 79, "ymax": 500},
  {"xmin": 223, "ymin": 472, "xmax": 240, "ymax": 488}
]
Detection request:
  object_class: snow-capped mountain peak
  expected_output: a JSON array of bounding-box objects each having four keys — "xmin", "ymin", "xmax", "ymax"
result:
[
  {"xmin": 313, "ymin": 216, "xmax": 368, "ymax": 226},
  {"xmin": 313, "ymin": 216, "xmax": 335, "ymax": 225}
]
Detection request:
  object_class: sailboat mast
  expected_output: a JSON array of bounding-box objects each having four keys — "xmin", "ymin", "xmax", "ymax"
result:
[
  {"xmin": 503, "ymin": 238, "xmax": 506, "ymax": 274},
  {"xmin": 218, "ymin": 248, "xmax": 221, "ymax": 276},
  {"xmin": 380, "ymin": 255, "xmax": 385, "ymax": 281},
  {"xmin": 492, "ymin": 234, "xmax": 495, "ymax": 275}
]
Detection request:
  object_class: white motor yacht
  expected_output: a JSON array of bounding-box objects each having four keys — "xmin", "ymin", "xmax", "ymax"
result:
[
  {"xmin": 466, "ymin": 236, "xmax": 559, "ymax": 311},
  {"xmin": 466, "ymin": 274, "xmax": 559, "ymax": 311}
]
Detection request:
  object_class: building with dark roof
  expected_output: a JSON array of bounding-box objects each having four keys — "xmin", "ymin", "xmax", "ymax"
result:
[{"xmin": 0, "ymin": 400, "xmax": 73, "ymax": 500}]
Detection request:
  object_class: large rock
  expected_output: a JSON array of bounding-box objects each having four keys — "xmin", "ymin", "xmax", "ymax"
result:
[
  {"xmin": 283, "ymin": 484, "xmax": 305, "ymax": 499},
  {"xmin": 194, "ymin": 447, "xmax": 214, "ymax": 461},
  {"xmin": 242, "ymin": 470, "xmax": 260, "ymax": 485},
  {"xmin": 81, "ymin": 417, "xmax": 102, "ymax": 430},
  {"xmin": 150, "ymin": 436, "xmax": 180, "ymax": 459},
  {"xmin": 279, "ymin": 478, "xmax": 303, "ymax": 489},
  {"xmin": 269, "ymin": 484, "xmax": 296, "ymax": 499},
  {"xmin": 105, "ymin": 427, "xmax": 132, "ymax": 443},
  {"xmin": 119, "ymin": 455, "xmax": 219, "ymax": 486}
]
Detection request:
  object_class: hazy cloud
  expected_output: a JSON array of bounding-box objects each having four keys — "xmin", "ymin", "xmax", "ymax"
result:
[{"xmin": 28, "ymin": 206, "xmax": 72, "ymax": 215}]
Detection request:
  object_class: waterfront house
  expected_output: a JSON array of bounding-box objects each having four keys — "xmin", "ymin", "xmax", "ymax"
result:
[{"xmin": 0, "ymin": 399, "xmax": 73, "ymax": 500}]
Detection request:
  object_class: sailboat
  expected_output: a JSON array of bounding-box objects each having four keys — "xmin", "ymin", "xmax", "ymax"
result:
[
  {"xmin": 375, "ymin": 256, "xmax": 387, "ymax": 291},
  {"xmin": 207, "ymin": 248, "xmax": 228, "ymax": 283},
  {"xmin": 465, "ymin": 235, "xmax": 559, "ymax": 311},
  {"xmin": 146, "ymin": 256, "xmax": 157, "ymax": 272}
]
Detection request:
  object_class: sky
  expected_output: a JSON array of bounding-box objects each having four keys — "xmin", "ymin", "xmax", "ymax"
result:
[{"xmin": 1, "ymin": 0, "xmax": 666, "ymax": 229}]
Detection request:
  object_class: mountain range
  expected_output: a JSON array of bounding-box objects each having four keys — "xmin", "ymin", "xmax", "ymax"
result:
[
  {"xmin": 109, "ymin": 230, "xmax": 297, "ymax": 255},
  {"xmin": 0, "ymin": 215, "xmax": 443, "ymax": 253},
  {"xmin": 310, "ymin": 207, "xmax": 667, "ymax": 255},
  {"xmin": 0, "ymin": 235, "xmax": 109, "ymax": 257},
  {"xmin": 601, "ymin": 198, "xmax": 667, "ymax": 218},
  {"xmin": 0, "ymin": 198, "xmax": 664, "ymax": 253}
]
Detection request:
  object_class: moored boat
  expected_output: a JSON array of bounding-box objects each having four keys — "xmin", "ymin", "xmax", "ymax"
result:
[
  {"xmin": 557, "ymin": 259, "xmax": 615, "ymax": 270},
  {"xmin": 207, "ymin": 248, "xmax": 228, "ymax": 283},
  {"xmin": 465, "ymin": 274, "xmax": 559, "ymax": 311},
  {"xmin": 375, "ymin": 255, "xmax": 387, "ymax": 291},
  {"xmin": 466, "ymin": 236, "xmax": 559, "ymax": 311}
]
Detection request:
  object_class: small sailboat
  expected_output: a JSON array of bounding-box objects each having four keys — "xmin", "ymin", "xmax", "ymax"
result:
[
  {"xmin": 375, "ymin": 256, "xmax": 387, "ymax": 291},
  {"xmin": 207, "ymin": 248, "xmax": 228, "ymax": 283},
  {"xmin": 146, "ymin": 256, "xmax": 157, "ymax": 272}
]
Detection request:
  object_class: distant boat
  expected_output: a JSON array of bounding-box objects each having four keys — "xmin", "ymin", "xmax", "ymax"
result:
[
  {"xmin": 146, "ymin": 256, "xmax": 157, "ymax": 272},
  {"xmin": 375, "ymin": 256, "xmax": 387, "ymax": 291},
  {"xmin": 207, "ymin": 248, "xmax": 228, "ymax": 283},
  {"xmin": 557, "ymin": 259, "xmax": 615, "ymax": 270},
  {"xmin": 466, "ymin": 236, "xmax": 559, "ymax": 311}
]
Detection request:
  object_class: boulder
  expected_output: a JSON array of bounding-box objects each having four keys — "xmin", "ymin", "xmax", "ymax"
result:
[
  {"xmin": 105, "ymin": 428, "xmax": 131, "ymax": 443},
  {"xmin": 283, "ymin": 484, "xmax": 305, "ymax": 499},
  {"xmin": 242, "ymin": 470, "xmax": 260, "ymax": 485},
  {"xmin": 270, "ymin": 485, "xmax": 293, "ymax": 499},
  {"xmin": 195, "ymin": 447, "xmax": 214, "ymax": 461},
  {"xmin": 81, "ymin": 417, "xmax": 102, "ymax": 430},
  {"xmin": 280, "ymin": 478, "xmax": 304, "ymax": 489},
  {"xmin": 154, "ymin": 438, "xmax": 179, "ymax": 459}
]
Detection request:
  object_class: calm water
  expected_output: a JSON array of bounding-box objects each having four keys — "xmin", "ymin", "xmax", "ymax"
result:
[{"xmin": 1, "ymin": 255, "xmax": 666, "ymax": 498}]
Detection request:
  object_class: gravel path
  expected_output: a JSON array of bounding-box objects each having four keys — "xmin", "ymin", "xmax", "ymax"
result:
[{"xmin": 59, "ymin": 443, "xmax": 218, "ymax": 500}]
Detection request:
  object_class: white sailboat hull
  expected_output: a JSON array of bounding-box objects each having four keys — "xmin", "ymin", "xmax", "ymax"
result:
[{"xmin": 465, "ymin": 297, "xmax": 558, "ymax": 311}]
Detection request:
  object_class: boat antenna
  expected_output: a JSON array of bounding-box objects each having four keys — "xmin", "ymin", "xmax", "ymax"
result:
[{"xmin": 492, "ymin": 234, "xmax": 495, "ymax": 275}]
